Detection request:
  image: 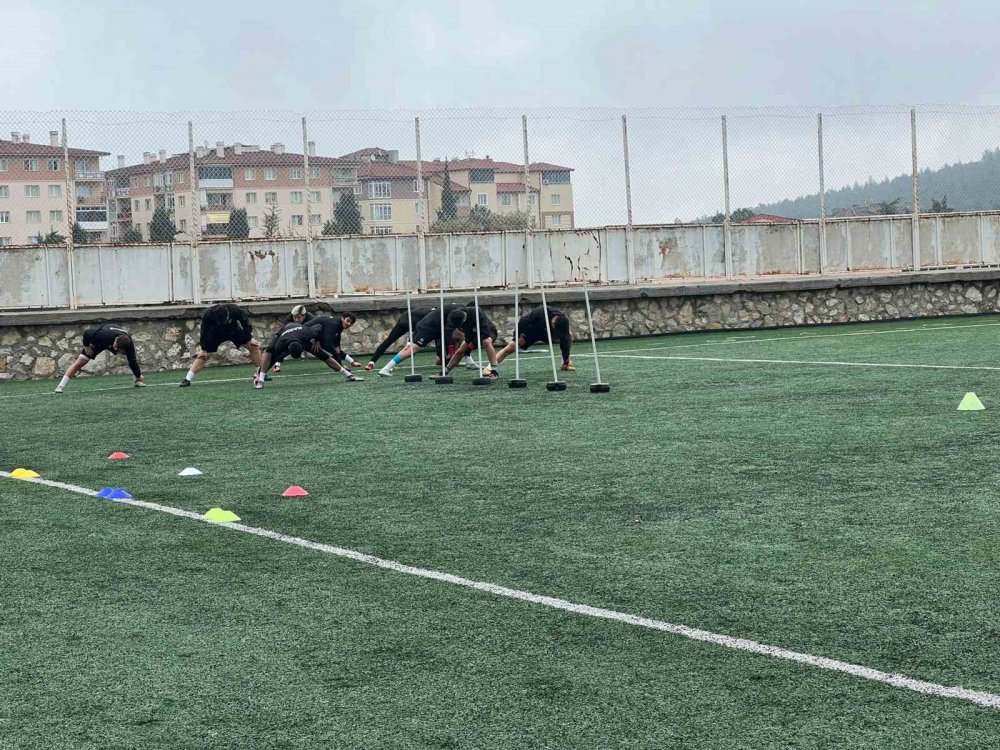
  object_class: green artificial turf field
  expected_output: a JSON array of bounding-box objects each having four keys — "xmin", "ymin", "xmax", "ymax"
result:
[{"xmin": 3, "ymin": 317, "xmax": 1000, "ymax": 749}]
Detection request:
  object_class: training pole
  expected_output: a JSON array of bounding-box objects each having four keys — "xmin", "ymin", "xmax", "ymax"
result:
[
  {"xmin": 472, "ymin": 285, "xmax": 491, "ymax": 386},
  {"xmin": 539, "ymin": 278, "xmax": 566, "ymax": 391},
  {"xmin": 509, "ymin": 273, "xmax": 527, "ymax": 389},
  {"xmin": 404, "ymin": 291, "xmax": 422, "ymax": 383},
  {"xmin": 434, "ymin": 282, "xmax": 453, "ymax": 384},
  {"xmin": 583, "ymin": 284, "xmax": 610, "ymax": 393}
]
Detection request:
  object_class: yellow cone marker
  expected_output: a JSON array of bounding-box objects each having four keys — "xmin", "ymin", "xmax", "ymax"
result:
[
  {"xmin": 958, "ymin": 392, "xmax": 985, "ymax": 411},
  {"xmin": 10, "ymin": 468, "xmax": 40, "ymax": 479},
  {"xmin": 203, "ymin": 508, "xmax": 240, "ymax": 524}
]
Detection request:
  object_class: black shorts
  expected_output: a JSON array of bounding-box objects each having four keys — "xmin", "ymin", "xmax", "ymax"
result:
[
  {"xmin": 413, "ymin": 323, "xmax": 439, "ymax": 348},
  {"xmin": 200, "ymin": 325, "xmax": 253, "ymax": 353},
  {"xmin": 466, "ymin": 326, "xmax": 498, "ymax": 351}
]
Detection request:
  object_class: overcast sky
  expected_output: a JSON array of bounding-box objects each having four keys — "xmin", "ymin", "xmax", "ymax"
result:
[{"xmin": 4, "ymin": 0, "xmax": 1000, "ymax": 223}]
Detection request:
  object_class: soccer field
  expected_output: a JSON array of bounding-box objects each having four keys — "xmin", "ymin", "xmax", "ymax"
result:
[{"xmin": 3, "ymin": 317, "xmax": 1000, "ymax": 749}]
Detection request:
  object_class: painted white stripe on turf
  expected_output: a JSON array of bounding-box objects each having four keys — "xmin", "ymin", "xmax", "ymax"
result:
[
  {"xmin": 602, "ymin": 353, "xmax": 1000, "ymax": 372},
  {"xmin": 3, "ymin": 471, "xmax": 998, "ymax": 709}
]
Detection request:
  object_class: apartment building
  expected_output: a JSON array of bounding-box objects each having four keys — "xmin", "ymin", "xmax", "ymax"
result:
[
  {"xmin": 106, "ymin": 142, "xmax": 357, "ymax": 241},
  {"xmin": 0, "ymin": 131, "xmax": 109, "ymax": 246}
]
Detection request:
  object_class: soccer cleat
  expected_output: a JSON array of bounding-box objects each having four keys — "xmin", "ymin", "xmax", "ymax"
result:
[
  {"xmin": 378, "ymin": 367, "xmax": 393, "ymax": 377},
  {"xmin": 179, "ymin": 379, "xmax": 191, "ymax": 387},
  {"xmin": 464, "ymin": 357, "xmax": 479, "ymax": 370},
  {"xmin": 254, "ymin": 380, "xmax": 264, "ymax": 390},
  {"xmin": 54, "ymin": 386, "xmax": 64, "ymax": 393},
  {"xmin": 346, "ymin": 374, "xmax": 364, "ymax": 382},
  {"xmin": 264, "ymin": 373, "xmax": 272, "ymax": 381},
  {"xmin": 488, "ymin": 369, "xmax": 500, "ymax": 380},
  {"xmin": 365, "ymin": 362, "xmax": 375, "ymax": 371},
  {"xmin": 561, "ymin": 361, "xmax": 576, "ymax": 372},
  {"xmin": 273, "ymin": 363, "xmax": 281, "ymax": 373},
  {"xmin": 135, "ymin": 381, "xmax": 147, "ymax": 387}
]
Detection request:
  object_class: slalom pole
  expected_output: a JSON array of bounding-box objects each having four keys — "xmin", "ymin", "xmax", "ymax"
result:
[
  {"xmin": 471, "ymin": 285, "xmax": 491, "ymax": 386},
  {"xmin": 539, "ymin": 275, "xmax": 566, "ymax": 391},
  {"xmin": 433, "ymin": 279, "xmax": 453, "ymax": 384},
  {"xmin": 404, "ymin": 290, "xmax": 422, "ymax": 383},
  {"xmin": 583, "ymin": 284, "xmax": 610, "ymax": 393},
  {"xmin": 509, "ymin": 272, "xmax": 527, "ymax": 389}
]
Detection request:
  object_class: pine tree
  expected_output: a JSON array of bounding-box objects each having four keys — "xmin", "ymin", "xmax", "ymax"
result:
[
  {"xmin": 149, "ymin": 207, "xmax": 177, "ymax": 242},
  {"xmin": 437, "ymin": 159, "xmax": 458, "ymax": 221},
  {"xmin": 262, "ymin": 205, "xmax": 281, "ymax": 239},
  {"xmin": 39, "ymin": 229, "xmax": 66, "ymax": 245},
  {"xmin": 227, "ymin": 208, "xmax": 250, "ymax": 239},
  {"xmin": 121, "ymin": 227, "xmax": 143, "ymax": 244},
  {"xmin": 71, "ymin": 222, "xmax": 89, "ymax": 245},
  {"xmin": 333, "ymin": 192, "xmax": 363, "ymax": 234}
]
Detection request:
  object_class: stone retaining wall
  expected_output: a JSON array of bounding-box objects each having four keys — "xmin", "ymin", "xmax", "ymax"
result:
[{"xmin": 2, "ymin": 270, "xmax": 999, "ymax": 381}]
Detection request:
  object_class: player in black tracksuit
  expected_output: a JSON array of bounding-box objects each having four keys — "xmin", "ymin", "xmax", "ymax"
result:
[
  {"xmin": 448, "ymin": 306, "xmax": 502, "ymax": 378},
  {"xmin": 55, "ymin": 324, "xmax": 145, "ymax": 392},
  {"xmin": 495, "ymin": 306, "xmax": 575, "ymax": 371},
  {"xmin": 377, "ymin": 304, "xmax": 468, "ymax": 376},
  {"xmin": 305, "ymin": 313, "xmax": 360, "ymax": 368},
  {"xmin": 365, "ymin": 306, "xmax": 476, "ymax": 371},
  {"xmin": 180, "ymin": 303, "xmax": 261, "ymax": 386},
  {"xmin": 253, "ymin": 322, "xmax": 363, "ymax": 388}
]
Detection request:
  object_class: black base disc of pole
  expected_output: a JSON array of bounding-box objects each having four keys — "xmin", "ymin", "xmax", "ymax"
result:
[
  {"xmin": 546, "ymin": 381, "xmax": 567, "ymax": 391},
  {"xmin": 508, "ymin": 379, "xmax": 528, "ymax": 389},
  {"xmin": 432, "ymin": 375, "xmax": 454, "ymax": 384},
  {"xmin": 404, "ymin": 374, "xmax": 423, "ymax": 383},
  {"xmin": 590, "ymin": 383, "xmax": 611, "ymax": 393},
  {"xmin": 472, "ymin": 377, "xmax": 493, "ymax": 386}
]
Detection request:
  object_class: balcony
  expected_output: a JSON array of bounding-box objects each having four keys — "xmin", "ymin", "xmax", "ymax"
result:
[
  {"xmin": 75, "ymin": 170, "xmax": 104, "ymax": 181},
  {"xmin": 77, "ymin": 208, "xmax": 109, "ymax": 231},
  {"xmin": 114, "ymin": 187, "xmax": 131, "ymax": 197},
  {"xmin": 76, "ymin": 195, "xmax": 106, "ymax": 207}
]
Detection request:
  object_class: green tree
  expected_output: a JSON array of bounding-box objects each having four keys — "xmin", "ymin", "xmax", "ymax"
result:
[
  {"xmin": 39, "ymin": 229, "xmax": 66, "ymax": 245},
  {"xmin": 121, "ymin": 226, "xmax": 144, "ymax": 244},
  {"xmin": 149, "ymin": 207, "xmax": 177, "ymax": 242},
  {"xmin": 731, "ymin": 208, "xmax": 756, "ymax": 222},
  {"xmin": 262, "ymin": 205, "xmax": 281, "ymax": 239},
  {"xmin": 332, "ymin": 191, "xmax": 363, "ymax": 234},
  {"xmin": 437, "ymin": 159, "xmax": 458, "ymax": 221},
  {"xmin": 71, "ymin": 222, "xmax": 88, "ymax": 245},
  {"xmin": 930, "ymin": 195, "xmax": 954, "ymax": 213},
  {"xmin": 227, "ymin": 208, "xmax": 250, "ymax": 239}
]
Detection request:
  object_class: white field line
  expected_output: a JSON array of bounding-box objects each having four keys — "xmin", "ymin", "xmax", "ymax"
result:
[
  {"xmin": 602, "ymin": 353, "xmax": 1000, "ymax": 373},
  {"xmin": 3, "ymin": 471, "xmax": 998, "ymax": 710}
]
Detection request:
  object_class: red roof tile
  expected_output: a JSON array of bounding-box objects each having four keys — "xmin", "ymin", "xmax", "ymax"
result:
[{"xmin": 0, "ymin": 139, "xmax": 109, "ymax": 158}]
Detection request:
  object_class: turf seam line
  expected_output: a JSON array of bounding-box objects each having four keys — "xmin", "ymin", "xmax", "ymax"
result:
[
  {"xmin": 602, "ymin": 354, "xmax": 1000, "ymax": 372},
  {"xmin": 4, "ymin": 471, "xmax": 999, "ymax": 710}
]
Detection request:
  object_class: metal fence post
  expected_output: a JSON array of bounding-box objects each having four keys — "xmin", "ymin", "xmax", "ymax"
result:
[
  {"xmin": 622, "ymin": 114, "xmax": 636, "ymax": 284},
  {"xmin": 722, "ymin": 115, "xmax": 732, "ymax": 279},
  {"xmin": 188, "ymin": 122, "xmax": 202, "ymax": 304},
  {"xmin": 911, "ymin": 108, "xmax": 921, "ymax": 271},
  {"xmin": 302, "ymin": 116, "xmax": 317, "ymax": 298},
  {"xmin": 415, "ymin": 116, "xmax": 427, "ymax": 291},
  {"xmin": 61, "ymin": 119, "xmax": 77, "ymax": 309},
  {"xmin": 522, "ymin": 114, "xmax": 535, "ymax": 287},
  {"xmin": 818, "ymin": 113, "xmax": 827, "ymax": 274}
]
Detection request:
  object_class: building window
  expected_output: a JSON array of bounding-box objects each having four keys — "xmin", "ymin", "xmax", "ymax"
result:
[
  {"xmin": 548, "ymin": 214, "xmax": 562, "ymax": 227},
  {"xmin": 369, "ymin": 181, "xmax": 390, "ymax": 199},
  {"xmin": 0, "ymin": 237, "xmax": 10, "ymax": 245},
  {"xmin": 469, "ymin": 168, "xmax": 495, "ymax": 183},
  {"xmin": 246, "ymin": 192, "xmax": 257, "ymax": 204},
  {"xmin": 145, "ymin": 199, "xmax": 151, "ymax": 210},
  {"xmin": 412, "ymin": 179, "xmax": 419, "ymax": 194},
  {"xmin": 550, "ymin": 193, "xmax": 561, "ymax": 205},
  {"xmin": 144, "ymin": 176, "xmax": 151, "ymax": 187},
  {"xmin": 176, "ymin": 171, "xmax": 186, "ymax": 184},
  {"xmin": 179, "ymin": 219, "xmax": 186, "ymax": 231},
  {"xmin": 178, "ymin": 195, "xmax": 186, "ymax": 207},
  {"xmin": 248, "ymin": 216, "xmax": 258, "ymax": 229},
  {"xmin": 290, "ymin": 191, "xmax": 302, "ymax": 204},
  {"xmin": 48, "ymin": 159, "xmax": 60, "ymax": 171},
  {"xmin": 500, "ymin": 194, "xmax": 511, "ymax": 207},
  {"xmin": 333, "ymin": 167, "xmax": 355, "ymax": 182},
  {"xmin": 309, "ymin": 166, "xmax": 320, "ymax": 179},
  {"xmin": 530, "ymin": 194, "xmax": 538, "ymax": 205},
  {"xmin": 49, "ymin": 210, "xmax": 63, "ymax": 223},
  {"xmin": 26, "ymin": 210, "xmax": 41, "ymax": 223},
  {"xmin": 265, "ymin": 168, "xmax": 276, "ymax": 181},
  {"xmin": 245, "ymin": 168, "xmax": 256, "ymax": 181},
  {"xmin": 48, "ymin": 185, "xmax": 61, "ymax": 198},
  {"xmin": 371, "ymin": 203, "xmax": 392, "ymax": 221},
  {"xmin": 309, "ymin": 214, "xmax": 322, "ymax": 225},
  {"xmin": 25, "ymin": 185, "xmax": 40, "ymax": 198},
  {"xmin": 134, "ymin": 200, "xmax": 140, "ymax": 212},
  {"xmin": 291, "ymin": 214, "xmax": 304, "ymax": 226},
  {"xmin": 290, "ymin": 168, "xmax": 303, "ymax": 180},
  {"xmin": 0, "ymin": 159, "xmax": 6, "ymax": 171},
  {"xmin": 0, "ymin": 212, "xmax": 9, "ymax": 223},
  {"xmin": 542, "ymin": 170, "xmax": 571, "ymax": 185},
  {"xmin": 24, "ymin": 159, "xmax": 39, "ymax": 172},
  {"xmin": 477, "ymin": 193, "xmax": 487, "ymax": 206},
  {"xmin": 415, "ymin": 202, "xmax": 422, "ymax": 215},
  {"xmin": 167, "ymin": 195, "xmax": 176, "ymax": 210},
  {"xmin": 373, "ymin": 226, "xmax": 392, "ymax": 235},
  {"xmin": 0, "ymin": 186, "xmax": 7, "ymax": 199},
  {"xmin": 309, "ymin": 190, "xmax": 321, "ymax": 203},
  {"xmin": 265, "ymin": 192, "xmax": 277, "ymax": 204}
]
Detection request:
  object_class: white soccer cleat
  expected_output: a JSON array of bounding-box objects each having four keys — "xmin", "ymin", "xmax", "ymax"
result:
[
  {"xmin": 463, "ymin": 357, "xmax": 479, "ymax": 370},
  {"xmin": 273, "ymin": 363, "xmax": 281, "ymax": 373},
  {"xmin": 54, "ymin": 386, "xmax": 64, "ymax": 394},
  {"xmin": 378, "ymin": 367, "xmax": 393, "ymax": 377}
]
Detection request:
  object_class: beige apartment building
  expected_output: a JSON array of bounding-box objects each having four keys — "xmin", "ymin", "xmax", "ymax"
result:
[{"xmin": 0, "ymin": 132, "xmax": 109, "ymax": 246}]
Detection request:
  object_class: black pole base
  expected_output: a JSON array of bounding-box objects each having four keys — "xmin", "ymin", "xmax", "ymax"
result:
[
  {"xmin": 433, "ymin": 375, "xmax": 454, "ymax": 384},
  {"xmin": 508, "ymin": 379, "xmax": 528, "ymax": 389},
  {"xmin": 589, "ymin": 383, "xmax": 611, "ymax": 393},
  {"xmin": 546, "ymin": 381, "xmax": 567, "ymax": 392},
  {"xmin": 404, "ymin": 374, "xmax": 423, "ymax": 383},
  {"xmin": 472, "ymin": 377, "xmax": 493, "ymax": 386}
]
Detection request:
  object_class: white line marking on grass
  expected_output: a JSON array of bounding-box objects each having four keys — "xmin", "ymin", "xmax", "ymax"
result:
[
  {"xmin": 602, "ymin": 353, "xmax": 1000, "ymax": 372},
  {"xmin": 3, "ymin": 471, "xmax": 998, "ymax": 710}
]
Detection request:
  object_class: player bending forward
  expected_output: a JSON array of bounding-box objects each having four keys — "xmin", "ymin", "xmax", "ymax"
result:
[
  {"xmin": 365, "ymin": 306, "xmax": 477, "ymax": 372},
  {"xmin": 448, "ymin": 306, "xmax": 502, "ymax": 379},
  {"xmin": 180, "ymin": 303, "xmax": 261, "ymax": 387},
  {"xmin": 495, "ymin": 306, "xmax": 575, "ymax": 371},
  {"xmin": 378, "ymin": 305, "xmax": 467, "ymax": 377},
  {"xmin": 55, "ymin": 324, "xmax": 146, "ymax": 392},
  {"xmin": 270, "ymin": 304, "xmax": 315, "ymax": 373},
  {"xmin": 254, "ymin": 323, "xmax": 363, "ymax": 388}
]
